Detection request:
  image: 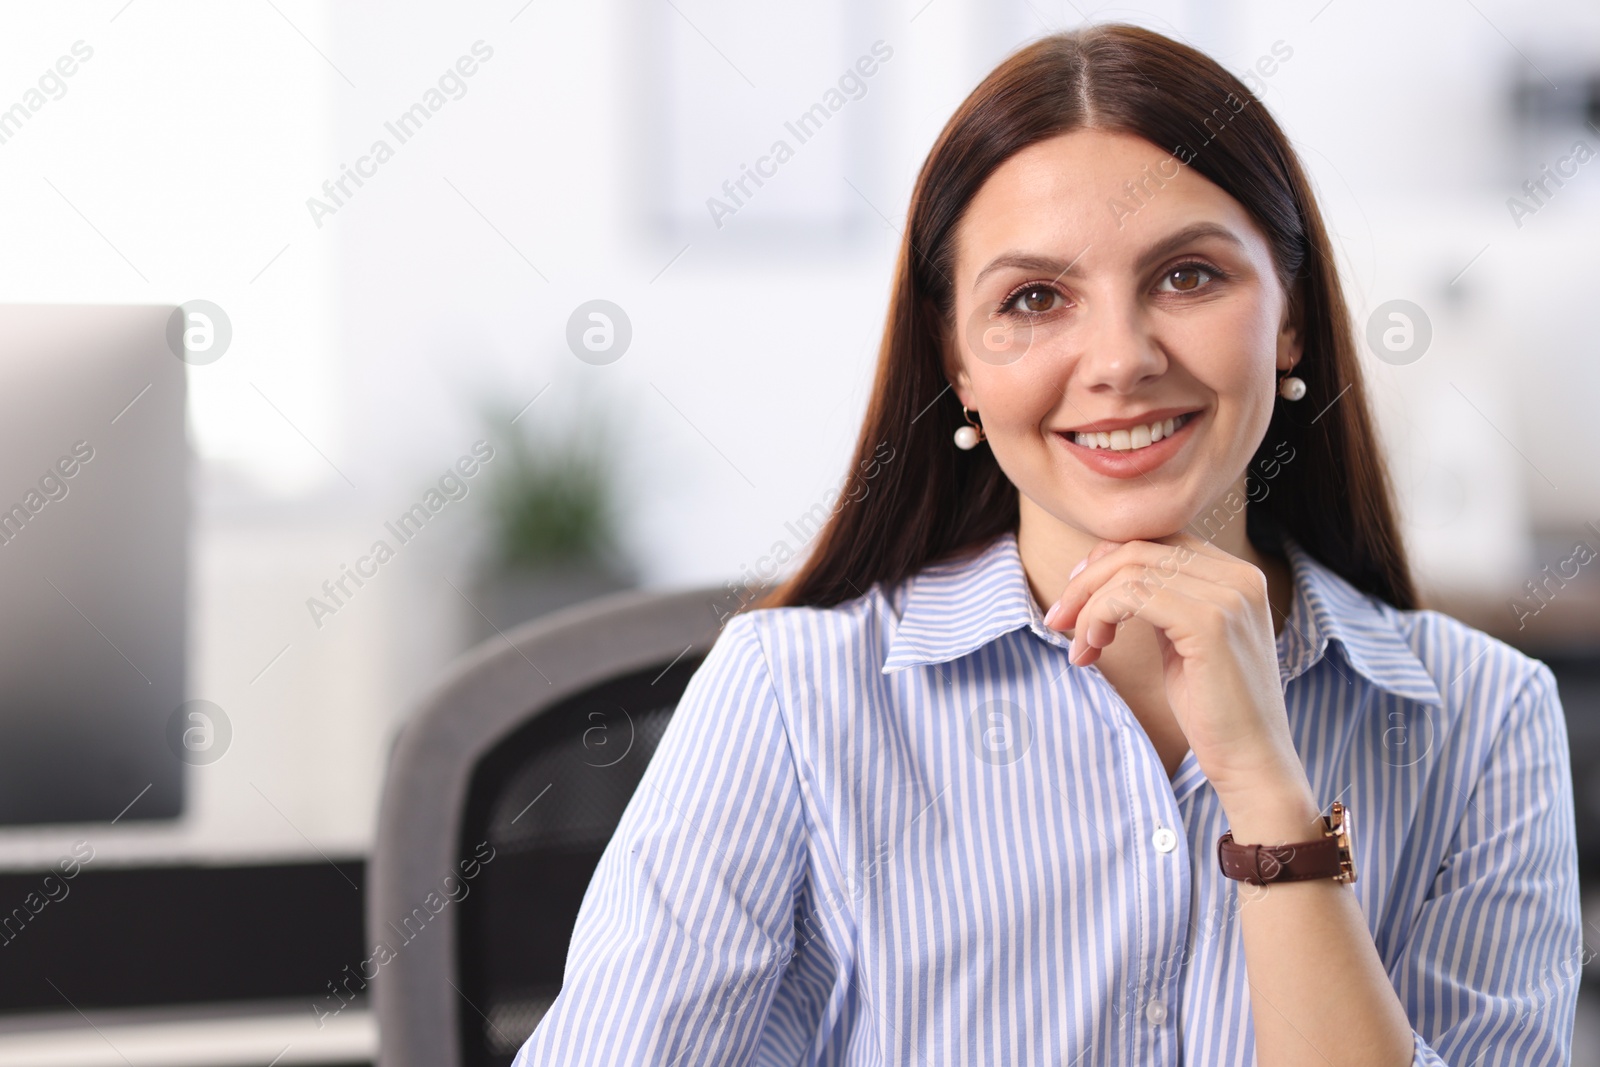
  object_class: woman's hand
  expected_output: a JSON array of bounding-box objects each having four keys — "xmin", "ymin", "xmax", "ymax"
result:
[{"xmin": 1040, "ymin": 533, "xmax": 1312, "ymax": 818}]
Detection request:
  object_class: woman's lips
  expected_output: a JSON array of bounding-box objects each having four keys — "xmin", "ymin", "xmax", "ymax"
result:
[{"xmin": 1055, "ymin": 411, "xmax": 1200, "ymax": 479}]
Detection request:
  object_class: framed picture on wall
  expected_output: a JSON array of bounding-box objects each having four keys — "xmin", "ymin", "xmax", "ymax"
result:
[{"xmin": 631, "ymin": 0, "xmax": 892, "ymax": 253}]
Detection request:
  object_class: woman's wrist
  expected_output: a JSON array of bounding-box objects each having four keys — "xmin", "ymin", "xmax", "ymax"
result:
[{"xmin": 1213, "ymin": 768, "xmax": 1325, "ymax": 846}]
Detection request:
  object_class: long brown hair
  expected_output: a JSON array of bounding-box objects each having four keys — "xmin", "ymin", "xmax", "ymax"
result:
[{"xmin": 762, "ymin": 23, "xmax": 1416, "ymax": 612}]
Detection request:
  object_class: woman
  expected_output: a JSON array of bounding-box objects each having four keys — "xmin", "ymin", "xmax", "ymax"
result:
[{"xmin": 518, "ymin": 23, "xmax": 1582, "ymax": 1066}]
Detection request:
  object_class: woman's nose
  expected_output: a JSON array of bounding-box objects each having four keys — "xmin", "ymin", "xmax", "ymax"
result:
[{"xmin": 1068, "ymin": 301, "xmax": 1166, "ymax": 394}]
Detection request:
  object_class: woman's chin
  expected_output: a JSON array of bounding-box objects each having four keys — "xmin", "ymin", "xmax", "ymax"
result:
[
  {"xmin": 1062, "ymin": 504, "xmax": 1203, "ymax": 546},
  {"xmin": 1023, "ymin": 484, "xmax": 1225, "ymax": 546}
]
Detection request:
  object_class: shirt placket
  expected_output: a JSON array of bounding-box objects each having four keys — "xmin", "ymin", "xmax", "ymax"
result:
[{"xmin": 1082, "ymin": 664, "xmax": 1190, "ymax": 1067}]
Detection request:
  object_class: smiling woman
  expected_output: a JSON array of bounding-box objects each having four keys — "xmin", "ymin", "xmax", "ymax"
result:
[
  {"xmin": 515, "ymin": 22, "xmax": 1582, "ymax": 1067},
  {"xmin": 774, "ymin": 52, "xmax": 1405, "ymax": 615}
]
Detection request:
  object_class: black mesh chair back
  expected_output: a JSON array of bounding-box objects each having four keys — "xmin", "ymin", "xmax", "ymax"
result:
[{"xmin": 369, "ymin": 586, "xmax": 733, "ymax": 1067}]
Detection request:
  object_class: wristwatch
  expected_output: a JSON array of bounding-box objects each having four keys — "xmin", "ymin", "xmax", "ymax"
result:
[{"xmin": 1216, "ymin": 801, "xmax": 1357, "ymax": 886}]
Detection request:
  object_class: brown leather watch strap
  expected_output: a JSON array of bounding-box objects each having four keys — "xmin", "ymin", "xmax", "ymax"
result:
[
  {"xmin": 1216, "ymin": 832, "xmax": 1342, "ymax": 885},
  {"xmin": 1216, "ymin": 801, "xmax": 1357, "ymax": 886}
]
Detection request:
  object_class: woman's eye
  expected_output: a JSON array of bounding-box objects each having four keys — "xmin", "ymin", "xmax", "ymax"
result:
[
  {"xmin": 1157, "ymin": 263, "xmax": 1220, "ymax": 293},
  {"xmin": 1002, "ymin": 285, "xmax": 1063, "ymax": 315}
]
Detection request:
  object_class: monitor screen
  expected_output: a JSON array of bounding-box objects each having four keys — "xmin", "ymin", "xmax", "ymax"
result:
[{"xmin": 0, "ymin": 305, "xmax": 187, "ymax": 825}]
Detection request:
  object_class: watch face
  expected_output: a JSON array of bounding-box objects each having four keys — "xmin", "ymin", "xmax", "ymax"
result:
[{"xmin": 1335, "ymin": 803, "xmax": 1357, "ymax": 884}]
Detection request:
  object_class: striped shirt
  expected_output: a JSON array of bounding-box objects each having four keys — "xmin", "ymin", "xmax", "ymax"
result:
[{"xmin": 515, "ymin": 530, "xmax": 1583, "ymax": 1066}]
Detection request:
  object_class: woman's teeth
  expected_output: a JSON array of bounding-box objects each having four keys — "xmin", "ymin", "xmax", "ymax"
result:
[{"xmin": 1072, "ymin": 413, "xmax": 1191, "ymax": 451}]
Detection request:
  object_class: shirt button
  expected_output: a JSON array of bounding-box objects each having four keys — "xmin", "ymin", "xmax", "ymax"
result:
[
  {"xmin": 1151, "ymin": 827, "xmax": 1177, "ymax": 853},
  {"xmin": 1146, "ymin": 998, "xmax": 1168, "ymax": 1025}
]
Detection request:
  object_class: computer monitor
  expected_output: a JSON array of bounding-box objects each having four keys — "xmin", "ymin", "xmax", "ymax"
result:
[{"xmin": 0, "ymin": 305, "xmax": 187, "ymax": 824}]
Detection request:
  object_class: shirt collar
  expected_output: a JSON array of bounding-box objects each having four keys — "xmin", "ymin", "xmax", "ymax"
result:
[
  {"xmin": 1275, "ymin": 536, "xmax": 1443, "ymax": 706},
  {"xmin": 881, "ymin": 530, "xmax": 1443, "ymax": 707}
]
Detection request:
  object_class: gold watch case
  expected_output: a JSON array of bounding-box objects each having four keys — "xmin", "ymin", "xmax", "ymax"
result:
[{"xmin": 1326, "ymin": 801, "xmax": 1357, "ymax": 884}]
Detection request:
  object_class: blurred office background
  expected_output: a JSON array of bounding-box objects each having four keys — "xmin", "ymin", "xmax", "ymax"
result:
[{"xmin": 0, "ymin": 0, "xmax": 1597, "ymax": 1063}]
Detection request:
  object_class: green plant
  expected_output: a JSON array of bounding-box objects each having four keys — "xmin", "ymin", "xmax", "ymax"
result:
[{"xmin": 479, "ymin": 399, "xmax": 620, "ymax": 571}]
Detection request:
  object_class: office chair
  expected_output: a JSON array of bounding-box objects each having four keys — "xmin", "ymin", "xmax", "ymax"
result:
[{"xmin": 369, "ymin": 584, "xmax": 737, "ymax": 1067}]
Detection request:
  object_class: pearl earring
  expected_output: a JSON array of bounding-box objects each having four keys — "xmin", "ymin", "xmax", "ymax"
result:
[
  {"xmin": 953, "ymin": 406, "xmax": 985, "ymax": 450},
  {"xmin": 1277, "ymin": 370, "xmax": 1306, "ymax": 402}
]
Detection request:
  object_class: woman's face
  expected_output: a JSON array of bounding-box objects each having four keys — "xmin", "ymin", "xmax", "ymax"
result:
[{"xmin": 945, "ymin": 127, "xmax": 1302, "ymax": 545}]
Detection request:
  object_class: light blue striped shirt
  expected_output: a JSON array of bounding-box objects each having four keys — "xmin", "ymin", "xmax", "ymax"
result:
[{"xmin": 515, "ymin": 530, "xmax": 1583, "ymax": 1065}]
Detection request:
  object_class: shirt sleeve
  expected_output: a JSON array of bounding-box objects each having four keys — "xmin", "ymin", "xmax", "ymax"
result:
[
  {"xmin": 1390, "ymin": 662, "xmax": 1586, "ymax": 1066},
  {"xmin": 513, "ymin": 613, "xmax": 810, "ymax": 1066}
]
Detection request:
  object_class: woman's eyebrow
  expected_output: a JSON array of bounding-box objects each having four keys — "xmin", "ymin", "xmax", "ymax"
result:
[{"xmin": 971, "ymin": 222, "xmax": 1246, "ymax": 293}]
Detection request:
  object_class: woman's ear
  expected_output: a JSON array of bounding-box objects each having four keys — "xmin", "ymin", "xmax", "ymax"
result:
[
  {"xmin": 941, "ymin": 324, "xmax": 975, "ymax": 408},
  {"xmin": 1276, "ymin": 289, "xmax": 1304, "ymax": 374},
  {"xmin": 951, "ymin": 377, "xmax": 975, "ymax": 410},
  {"xmin": 1275, "ymin": 325, "xmax": 1302, "ymax": 375}
]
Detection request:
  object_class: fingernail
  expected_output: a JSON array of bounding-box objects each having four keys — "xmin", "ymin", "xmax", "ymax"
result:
[
  {"xmin": 1069, "ymin": 558, "xmax": 1087, "ymax": 581},
  {"xmin": 1043, "ymin": 603, "xmax": 1061, "ymax": 627}
]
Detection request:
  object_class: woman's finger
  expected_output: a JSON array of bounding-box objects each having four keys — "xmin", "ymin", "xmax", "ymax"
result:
[
  {"xmin": 1160, "ymin": 529, "xmax": 1235, "ymax": 562},
  {"xmin": 1046, "ymin": 539, "xmax": 1241, "ymax": 632},
  {"xmin": 1068, "ymin": 554, "xmax": 1274, "ymax": 665},
  {"xmin": 1066, "ymin": 567, "xmax": 1217, "ymax": 664}
]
